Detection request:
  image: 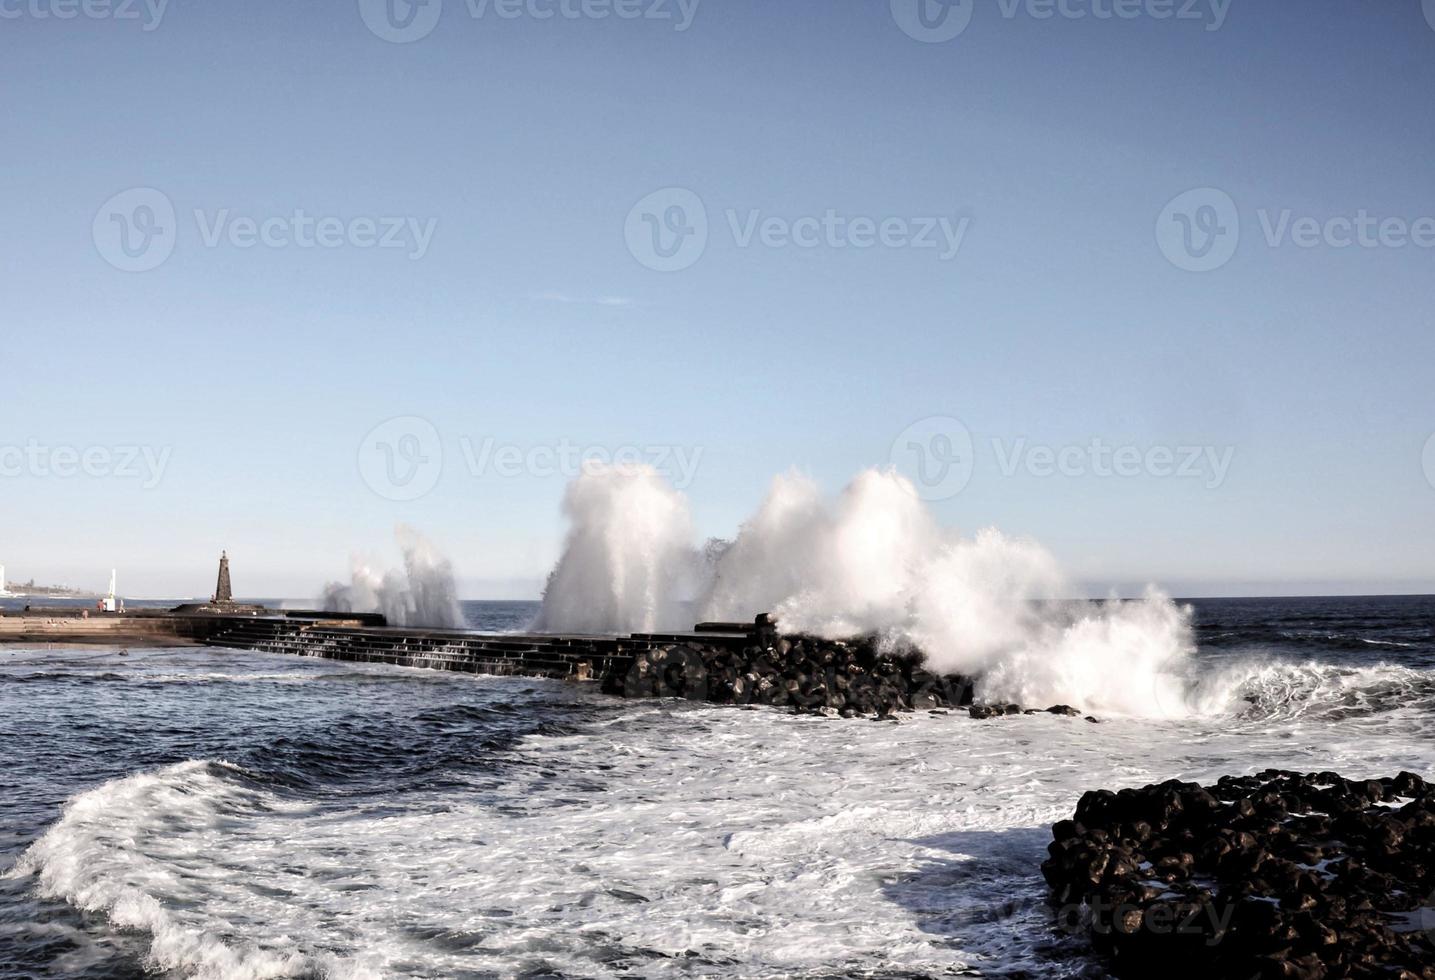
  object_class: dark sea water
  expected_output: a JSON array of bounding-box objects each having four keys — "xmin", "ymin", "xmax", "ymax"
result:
[{"xmin": 2, "ymin": 596, "xmax": 1433, "ymax": 978}]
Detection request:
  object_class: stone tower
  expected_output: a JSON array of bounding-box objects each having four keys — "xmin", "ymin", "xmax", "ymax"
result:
[{"xmin": 214, "ymin": 551, "xmax": 233, "ymax": 604}]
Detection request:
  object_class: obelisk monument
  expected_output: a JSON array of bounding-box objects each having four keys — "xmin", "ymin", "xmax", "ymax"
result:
[{"xmin": 214, "ymin": 551, "xmax": 233, "ymax": 604}]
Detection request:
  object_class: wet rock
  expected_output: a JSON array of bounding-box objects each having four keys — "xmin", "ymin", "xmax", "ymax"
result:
[
  {"xmin": 1043, "ymin": 771, "xmax": 1435, "ymax": 978},
  {"xmin": 614, "ymin": 624, "xmax": 977, "ymax": 720}
]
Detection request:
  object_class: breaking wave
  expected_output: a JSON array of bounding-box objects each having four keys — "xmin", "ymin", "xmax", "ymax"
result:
[
  {"xmin": 1175, "ymin": 659, "xmax": 1435, "ymax": 723},
  {"xmin": 535, "ymin": 465, "xmax": 1197, "ymax": 717},
  {"xmin": 8, "ymin": 760, "xmax": 360, "ymax": 979}
]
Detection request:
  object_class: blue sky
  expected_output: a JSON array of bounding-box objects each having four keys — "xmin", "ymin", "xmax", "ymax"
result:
[{"xmin": 3, "ymin": 0, "xmax": 1433, "ymax": 599}]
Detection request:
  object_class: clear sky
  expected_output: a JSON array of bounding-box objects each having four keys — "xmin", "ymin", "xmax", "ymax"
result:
[{"xmin": 3, "ymin": 0, "xmax": 1433, "ymax": 599}]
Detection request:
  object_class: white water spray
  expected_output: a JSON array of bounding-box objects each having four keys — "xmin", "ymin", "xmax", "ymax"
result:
[
  {"xmin": 536, "ymin": 465, "xmax": 1197, "ymax": 716},
  {"xmin": 320, "ymin": 525, "xmax": 463, "ymax": 629},
  {"xmin": 533, "ymin": 465, "xmax": 697, "ymax": 634}
]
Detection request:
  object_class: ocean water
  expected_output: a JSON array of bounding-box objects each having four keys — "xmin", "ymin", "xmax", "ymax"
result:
[{"xmin": 2, "ymin": 596, "xmax": 1433, "ymax": 979}]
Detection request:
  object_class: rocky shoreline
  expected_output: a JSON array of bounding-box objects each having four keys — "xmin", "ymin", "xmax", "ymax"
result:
[
  {"xmin": 1043, "ymin": 770, "xmax": 1435, "ymax": 978},
  {"xmin": 604, "ymin": 630, "xmax": 1096, "ymax": 721}
]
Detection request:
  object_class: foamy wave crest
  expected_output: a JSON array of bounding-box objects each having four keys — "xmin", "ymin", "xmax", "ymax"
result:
[
  {"xmin": 321, "ymin": 524, "xmax": 463, "ymax": 629},
  {"xmin": 10, "ymin": 761, "xmax": 363, "ymax": 979},
  {"xmin": 537, "ymin": 465, "xmax": 1198, "ymax": 716},
  {"xmin": 1180, "ymin": 659, "xmax": 1435, "ymax": 722}
]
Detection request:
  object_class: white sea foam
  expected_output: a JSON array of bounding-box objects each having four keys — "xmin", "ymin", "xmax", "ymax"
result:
[
  {"xmin": 11, "ymin": 761, "xmax": 363, "ymax": 979},
  {"xmin": 16, "ymin": 664, "xmax": 1435, "ymax": 980}
]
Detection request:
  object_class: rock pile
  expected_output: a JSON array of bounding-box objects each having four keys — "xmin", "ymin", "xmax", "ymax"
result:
[
  {"xmin": 604, "ymin": 635, "xmax": 977, "ymax": 717},
  {"xmin": 1042, "ymin": 770, "xmax": 1435, "ymax": 978}
]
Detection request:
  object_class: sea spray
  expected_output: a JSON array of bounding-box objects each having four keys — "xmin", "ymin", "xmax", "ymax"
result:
[
  {"xmin": 321, "ymin": 524, "xmax": 463, "ymax": 629},
  {"xmin": 537, "ymin": 465, "xmax": 1197, "ymax": 716},
  {"xmin": 534, "ymin": 464, "xmax": 697, "ymax": 633}
]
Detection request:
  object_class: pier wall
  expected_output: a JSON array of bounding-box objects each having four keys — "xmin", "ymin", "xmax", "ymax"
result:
[
  {"xmin": 198, "ymin": 617, "xmax": 979, "ymax": 718},
  {"xmin": 196, "ymin": 617, "xmax": 757, "ymax": 683},
  {"xmin": 2, "ymin": 610, "xmax": 980, "ymax": 717}
]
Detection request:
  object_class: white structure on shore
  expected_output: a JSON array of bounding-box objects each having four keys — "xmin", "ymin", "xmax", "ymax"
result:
[
  {"xmin": 0, "ymin": 563, "xmax": 9, "ymax": 597},
  {"xmin": 102, "ymin": 569, "xmax": 118, "ymax": 612}
]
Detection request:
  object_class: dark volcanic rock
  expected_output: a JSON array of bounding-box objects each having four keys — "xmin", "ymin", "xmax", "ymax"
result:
[
  {"xmin": 604, "ymin": 620, "xmax": 1101, "ymax": 722},
  {"xmin": 605, "ymin": 632, "xmax": 978, "ymax": 718},
  {"xmin": 1043, "ymin": 770, "xmax": 1435, "ymax": 978}
]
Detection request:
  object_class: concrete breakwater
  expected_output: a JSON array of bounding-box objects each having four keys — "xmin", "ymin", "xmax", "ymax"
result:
[
  {"xmin": 197, "ymin": 615, "xmax": 754, "ymax": 683},
  {"xmin": 1, "ymin": 609, "xmax": 1066, "ymax": 718},
  {"xmin": 195, "ymin": 614, "xmax": 982, "ymax": 716}
]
